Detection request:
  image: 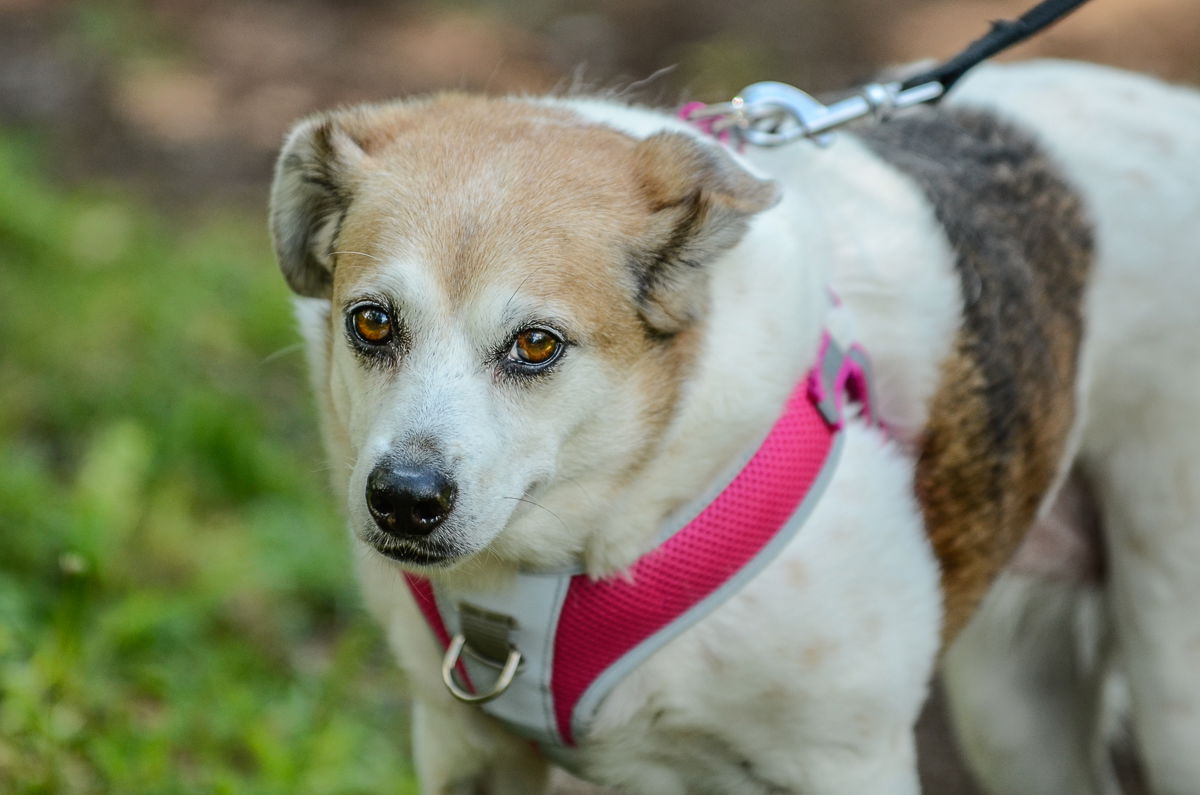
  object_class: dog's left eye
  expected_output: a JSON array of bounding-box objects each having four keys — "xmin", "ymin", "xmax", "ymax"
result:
[
  {"xmin": 349, "ymin": 304, "xmax": 394, "ymax": 345},
  {"xmin": 507, "ymin": 328, "xmax": 563, "ymax": 369}
]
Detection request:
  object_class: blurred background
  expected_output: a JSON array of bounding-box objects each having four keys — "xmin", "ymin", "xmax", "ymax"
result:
[{"xmin": 1, "ymin": 0, "xmax": 1195, "ymax": 792}]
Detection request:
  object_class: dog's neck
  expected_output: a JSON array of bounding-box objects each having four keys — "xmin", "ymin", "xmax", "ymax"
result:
[{"xmin": 577, "ymin": 190, "xmax": 834, "ymax": 576}]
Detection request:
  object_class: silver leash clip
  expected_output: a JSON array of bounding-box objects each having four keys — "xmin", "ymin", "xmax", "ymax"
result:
[
  {"xmin": 737, "ymin": 81, "xmax": 837, "ymax": 147},
  {"xmin": 686, "ymin": 79, "xmax": 945, "ymax": 149}
]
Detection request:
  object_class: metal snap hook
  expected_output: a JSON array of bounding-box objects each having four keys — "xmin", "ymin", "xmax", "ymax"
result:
[{"xmin": 441, "ymin": 634, "xmax": 523, "ymax": 705}]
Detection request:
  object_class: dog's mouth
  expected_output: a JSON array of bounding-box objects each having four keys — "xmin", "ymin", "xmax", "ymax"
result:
[
  {"xmin": 356, "ymin": 484, "xmax": 532, "ymax": 571},
  {"xmin": 362, "ymin": 532, "xmax": 468, "ymax": 569}
]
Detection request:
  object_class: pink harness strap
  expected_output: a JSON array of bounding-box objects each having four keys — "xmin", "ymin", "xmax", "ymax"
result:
[
  {"xmin": 550, "ymin": 372, "xmax": 834, "ymax": 742},
  {"xmin": 400, "ymin": 329, "xmax": 872, "ymax": 752},
  {"xmin": 404, "ymin": 572, "xmax": 474, "ymax": 691}
]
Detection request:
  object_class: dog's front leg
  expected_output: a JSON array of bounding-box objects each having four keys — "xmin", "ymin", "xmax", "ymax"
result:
[{"xmin": 411, "ymin": 698, "xmax": 549, "ymax": 795}]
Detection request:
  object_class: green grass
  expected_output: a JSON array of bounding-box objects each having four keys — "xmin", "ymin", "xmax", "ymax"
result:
[{"xmin": 0, "ymin": 134, "xmax": 418, "ymax": 793}]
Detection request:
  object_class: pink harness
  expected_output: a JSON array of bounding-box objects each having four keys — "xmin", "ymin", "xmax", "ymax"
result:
[{"xmin": 400, "ymin": 327, "xmax": 874, "ymax": 758}]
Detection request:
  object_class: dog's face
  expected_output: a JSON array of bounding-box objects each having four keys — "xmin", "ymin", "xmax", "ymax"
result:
[{"xmin": 270, "ymin": 96, "xmax": 776, "ymax": 569}]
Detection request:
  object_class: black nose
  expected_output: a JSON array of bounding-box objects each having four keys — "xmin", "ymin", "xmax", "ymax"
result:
[{"xmin": 366, "ymin": 464, "xmax": 457, "ymax": 538}]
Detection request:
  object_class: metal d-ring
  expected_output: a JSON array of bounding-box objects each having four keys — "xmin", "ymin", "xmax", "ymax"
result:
[{"xmin": 441, "ymin": 634, "xmax": 523, "ymax": 705}]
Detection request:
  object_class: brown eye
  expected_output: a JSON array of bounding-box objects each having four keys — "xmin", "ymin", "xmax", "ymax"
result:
[
  {"xmin": 509, "ymin": 328, "xmax": 563, "ymax": 367},
  {"xmin": 350, "ymin": 305, "xmax": 393, "ymax": 345}
]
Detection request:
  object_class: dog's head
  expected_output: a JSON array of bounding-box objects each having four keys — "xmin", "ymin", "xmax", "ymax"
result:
[{"xmin": 270, "ymin": 96, "xmax": 777, "ymax": 570}]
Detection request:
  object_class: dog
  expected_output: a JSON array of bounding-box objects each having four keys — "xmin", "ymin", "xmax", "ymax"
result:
[{"xmin": 269, "ymin": 59, "xmax": 1200, "ymax": 794}]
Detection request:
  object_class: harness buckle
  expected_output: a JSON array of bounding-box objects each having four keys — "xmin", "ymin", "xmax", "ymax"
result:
[{"xmin": 807, "ymin": 334, "xmax": 876, "ymax": 429}]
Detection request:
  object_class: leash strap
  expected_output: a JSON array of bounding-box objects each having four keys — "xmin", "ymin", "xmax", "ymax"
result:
[
  {"xmin": 900, "ymin": 0, "xmax": 1093, "ymax": 95},
  {"xmin": 681, "ymin": 0, "xmax": 1093, "ymax": 147}
]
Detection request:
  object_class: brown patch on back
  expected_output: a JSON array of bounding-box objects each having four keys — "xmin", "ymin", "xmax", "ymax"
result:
[{"xmin": 859, "ymin": 108, "xmax": 1093, "ymax": 642}]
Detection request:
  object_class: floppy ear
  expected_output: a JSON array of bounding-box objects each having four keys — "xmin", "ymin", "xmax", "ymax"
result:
[
  {"xmin": 269, "ymin": 116, "xmax": 369, "ymax": 298},
  {"xmin": 630, "ymin": 132, "xmax": 780, "ymax": 334}
]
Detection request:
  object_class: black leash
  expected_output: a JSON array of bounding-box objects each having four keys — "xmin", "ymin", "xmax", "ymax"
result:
[
  {"xmin": 685, "ymin": 0, "xmax": 1096, "ymax": 146},
  {"xmin": 900, "ymin": 0, "xmax": 1094, "ymax": 96}
]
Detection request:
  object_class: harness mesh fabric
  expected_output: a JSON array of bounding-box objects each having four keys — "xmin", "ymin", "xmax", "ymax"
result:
[{"xmin": 549, "ymin": 375, "xmax": 835, "ymax": 742}]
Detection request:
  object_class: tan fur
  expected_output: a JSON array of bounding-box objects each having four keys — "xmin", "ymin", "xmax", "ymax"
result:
[
  {"xmin": 278, "ymin": 96, "xmax": 777, "ymax": 515},
  {"xmin": 327, "ymin": 98, "xmax": 697, "ymax": 453}
]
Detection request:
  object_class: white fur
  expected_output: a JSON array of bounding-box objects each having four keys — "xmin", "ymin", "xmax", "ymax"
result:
[{"xmin": 287, "ymin": 61, "xmax": 1200, "ymax": 793}]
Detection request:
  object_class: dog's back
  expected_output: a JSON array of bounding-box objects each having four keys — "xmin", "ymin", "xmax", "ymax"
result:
[{"xmin": 939, "ymin": 61, "xmax": 1200, "ymax": 795}]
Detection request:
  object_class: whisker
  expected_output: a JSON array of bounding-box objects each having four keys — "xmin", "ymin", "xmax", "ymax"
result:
[
  {"xmin": 261, "ymin": 342, "xmax": 304, "ymax": 364},
  {"xmin": 561, "ymin": 476, "xmax": 594, "ymax": 502},
  {"xmin": 502, "ymin": 495, "xmax": 568, "ymax": 530},
  {"xmin": 332, "ymin": 250, "xmax": 383, "ymax": 262},
  {"xmin": 501, "ymin": 274, "xmax": 536, "ymax": 321},
  {"xmin": 482, "ymin": 57, "xmax": 507, "ymax": 94}
]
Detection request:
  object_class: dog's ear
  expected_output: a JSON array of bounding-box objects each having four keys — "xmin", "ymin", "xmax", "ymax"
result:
[
  {"xmin": 631, "ymin": 132, "xmax": 780, "ymax": 334},
  {"xmin": 269, "ymin": 115, "xmax": 369, "ymax": 298}
]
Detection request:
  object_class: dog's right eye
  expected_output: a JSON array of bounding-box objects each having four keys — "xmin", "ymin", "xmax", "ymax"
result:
[{"xmin": 349, "ymin": 304, "xmax": 394, "ymax": 345}]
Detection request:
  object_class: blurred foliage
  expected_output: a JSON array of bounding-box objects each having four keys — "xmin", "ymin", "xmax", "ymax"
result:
[
  {"xmin": 5, "ymin": 0, "xmax": 1197, "ymax": 207},
  {"xmin": 0, "ymin": 134, "xmax": 417, "ymax": 793}
]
